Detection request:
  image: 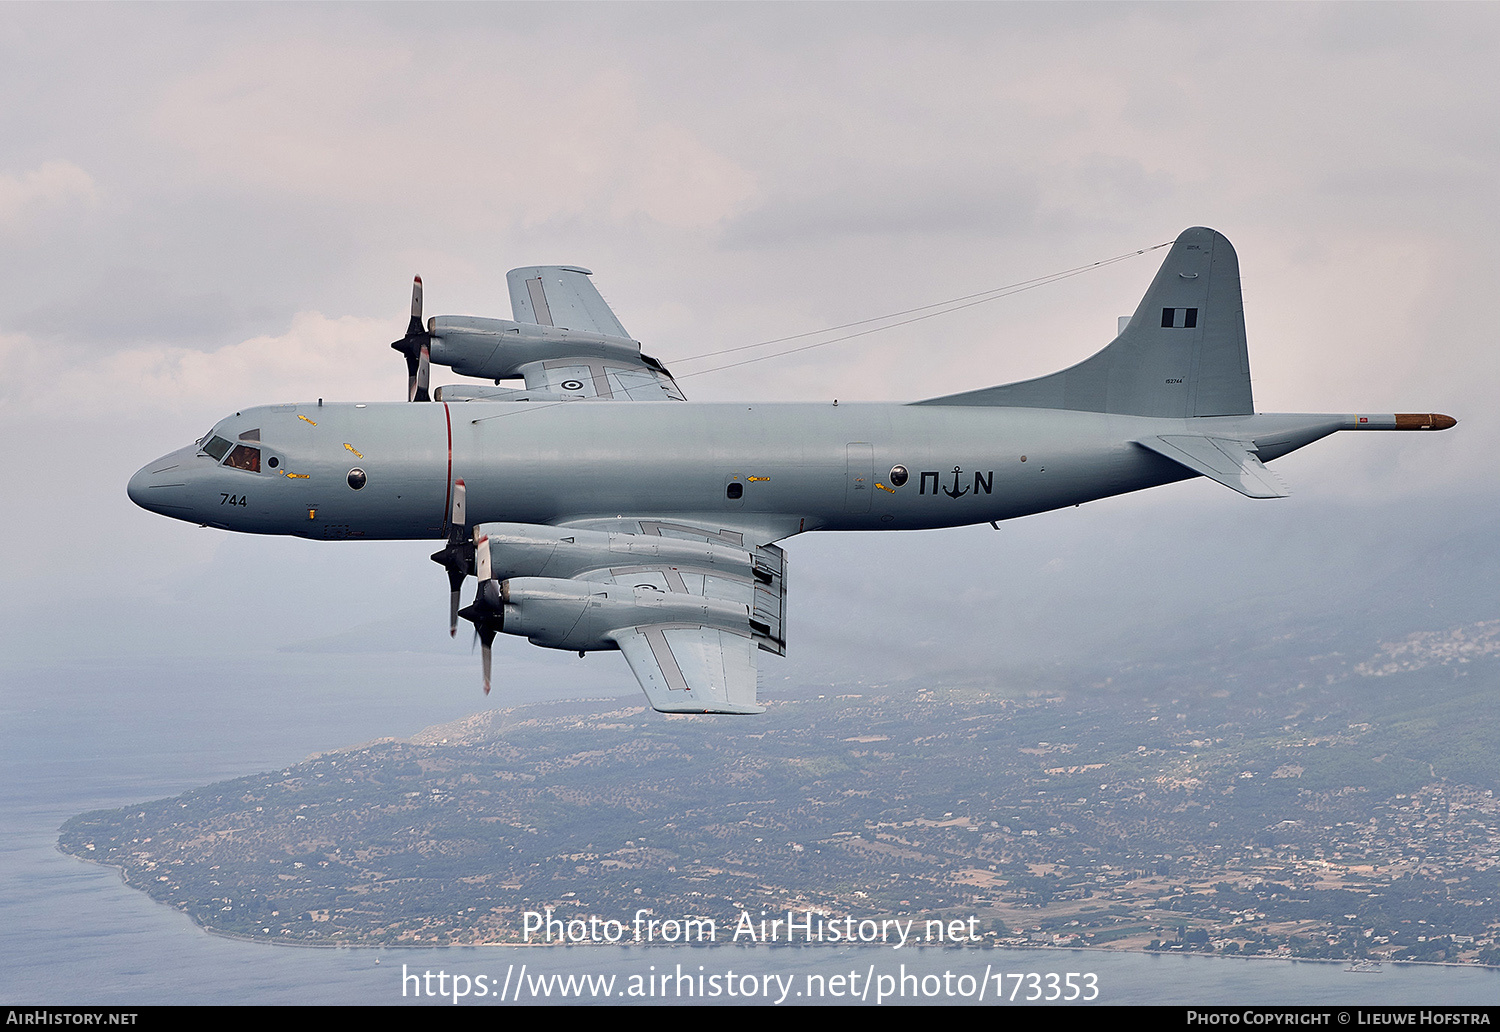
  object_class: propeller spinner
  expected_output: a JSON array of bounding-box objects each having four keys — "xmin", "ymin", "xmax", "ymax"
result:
[{"xmin": 390, "ymin": 276, "xmax": 431, "ymax": 402}]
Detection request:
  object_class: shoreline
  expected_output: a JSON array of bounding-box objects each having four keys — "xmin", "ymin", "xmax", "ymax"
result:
[{"xmin": 55, "ymin": 849, "xmax": 1500, "ymax": 971}]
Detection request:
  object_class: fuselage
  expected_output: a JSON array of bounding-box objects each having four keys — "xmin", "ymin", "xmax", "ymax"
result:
[{"xmin": 127, "ymin": 399, "xmax": 1347, "ymax": 542}]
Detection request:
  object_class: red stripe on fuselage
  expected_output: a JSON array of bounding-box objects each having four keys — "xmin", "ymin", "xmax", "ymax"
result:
[{"xmin": 443, "ymin": 402, "xmax": 453, "ymax": 534}]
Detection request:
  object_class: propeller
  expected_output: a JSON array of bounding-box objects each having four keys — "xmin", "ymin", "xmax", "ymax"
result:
[
  {"xmin": 429, "ymin": 479, "xmax": 471, "ymax": 636},
  {"xmin": 457, "ymin": 531, "xmax": 504, "ymax": 695},
  {"xmin": 390, "ymin": 276, "xmax": 431, "ymax": 402}
]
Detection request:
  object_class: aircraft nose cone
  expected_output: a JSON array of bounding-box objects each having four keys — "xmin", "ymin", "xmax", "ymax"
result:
[
  {"xmin": 128, "ymin": 446, "xmax": 200, "ymax": 518},
  {"xmin": 126, "ymin": 465, "xmax": 147, "ymax": 507},
  {"xmin": 126, "ymin": 465, "xmax": 152, "ymax": 508}
]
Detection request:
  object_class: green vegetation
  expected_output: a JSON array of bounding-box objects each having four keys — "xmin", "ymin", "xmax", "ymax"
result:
[{"xmin": 58, "ymin": 624, "xmax": 1500, "ymax": 962}]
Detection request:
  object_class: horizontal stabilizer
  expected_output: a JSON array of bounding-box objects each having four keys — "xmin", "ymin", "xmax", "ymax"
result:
[{"xmin": 1137, "ymin": 435, "xmax": 1289, "ymax": 499}]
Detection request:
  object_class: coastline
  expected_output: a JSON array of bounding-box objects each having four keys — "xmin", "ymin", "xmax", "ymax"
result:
[{"xmin": 50, "ymin": 848, "xmax": 1500, "ymax": 971}]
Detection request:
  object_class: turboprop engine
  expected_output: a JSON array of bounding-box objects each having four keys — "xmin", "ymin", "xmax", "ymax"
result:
[
  {"xmin": 456, "ymin": 523, "xmax": 787, "ymax": 692},
  {"xmin": 428, "ymin": 316, "xmax": 649, "ymax": 381}
]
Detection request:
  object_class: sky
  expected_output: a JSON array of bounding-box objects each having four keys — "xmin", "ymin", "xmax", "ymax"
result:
[{"xmin": 0, "ymin": 2, "xmax": 1495, "ymax": 708}]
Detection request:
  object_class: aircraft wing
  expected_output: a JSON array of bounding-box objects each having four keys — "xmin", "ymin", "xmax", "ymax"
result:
[
  {"xmin": 477, "ymin": 520, "xmax": 786, "ymax": 714},
  {"xmin": 508, "ymin": 266, "xmax": 631, "ymax": 337},
  {"xmin": 614, "ymin": 625, "xmax": 765, "ymax": 715},
  {"xmin": 514, "ymin": 353, "xmax": 685, "ymax": 401},
  {"xmin": 591, "ymin": 531, "xmax": 784, "ymax": 714},
  {"xmin": 502, "ymin": 265, "xmax": 686, "ymax": 401}
]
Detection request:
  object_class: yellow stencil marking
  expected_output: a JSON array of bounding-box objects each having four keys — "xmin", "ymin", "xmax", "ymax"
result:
[
  {"xmin": 343, "ymin": 443, "xmax": 363, "ymax": 459},
  {"xmin": 284, "ymin": 471, "xmax": 310, "ymax": 479},
  {"xmin": 747, "ymin": 476, "xmax": 770, "ymax": 482},
  {"xmin": 876, "ymin": 482, "xmax": 895, "ymax": 494},
  {"xmin": 298, "ymin": 414, "xmax": 318, "ymax": 426}
]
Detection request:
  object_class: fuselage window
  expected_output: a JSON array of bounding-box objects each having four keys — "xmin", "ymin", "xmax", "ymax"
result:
[
  {"xmin": 224, "ymin": 444, "xmax": 261, "ymax": 472},
  {"xmin": 726, "ymin": 482, "xmax": 743, "ymax": 499},
  {"xmin": 203, "ymin": 436, "xmax": 233, "ymax": 462}
]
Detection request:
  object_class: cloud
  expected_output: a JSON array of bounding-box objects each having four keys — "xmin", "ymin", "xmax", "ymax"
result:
[
  {"xmin": 108, "ymin": 311, "xmax": 397, "ymax": 414},
  {"xmin": 723, "ymin": 167, "xmax": 1044, "ymax": 247},
  {"xmin": 0, "ymin": 310, "xmax": 394, "ymax": 428},
  {"xmin": 13, "ymin": 268, "xmax": 246, "ymax": 346},
  {"xmin": 147, "ymin": 37, "xmax": 759, "ymax": 233},
  {"xmin": 0, "ymin": 159, "xmax": 97, "ymax": 225}
]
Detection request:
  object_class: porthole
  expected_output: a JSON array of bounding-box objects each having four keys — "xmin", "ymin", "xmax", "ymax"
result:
[
  {"xmin": 889, "ymin": 464, "xmax": 909, "ymax": 487},
  {"xmin": 347, "ymin": 468, "xmax": 367, "ymax": 490},
  {"xmin": 726, "ymin": 482, "xmax": 743, "ymax": 499},
  {"xmin": 267, "ymin": 456, "xmax": 280, "ymax": 469}
]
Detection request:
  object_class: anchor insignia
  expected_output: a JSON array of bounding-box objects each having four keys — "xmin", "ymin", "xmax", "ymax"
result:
[{"xmin": 943, "ymin": 466, "xmax": 969, "ymax": 499}]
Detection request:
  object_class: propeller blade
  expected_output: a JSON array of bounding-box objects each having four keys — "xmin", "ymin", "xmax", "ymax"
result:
[
  {"xmin": 450, "ymin": 478, "xmax": 466, "ymax": 531},
  {"xmin": 431, "ymin": 479, "xmax": 472, "ymax": 637},
  {"xmin": 458, "ymin": 599, "xmax": 502, "ymax": 696},
  {"xmin": 447, "ymin": 479, "xmax": 468, "ymax": 635},
  {"xmin": 475, "ymin": 532, "xmax": 492, "ymax": 582},
  {"xmin": 392, "ymin": 275, "xmax": 432, "ymax": 402},
  {"xmin": 408, "ymin": 275, "xmax": 424, "ymax": 336},
  {"xmin": 413, "ymin": 342, "xmax": 430, "ymax": 403},
  {"xmin": 458, "ymin": 541, "xmax": 504, "ymax": 695}
]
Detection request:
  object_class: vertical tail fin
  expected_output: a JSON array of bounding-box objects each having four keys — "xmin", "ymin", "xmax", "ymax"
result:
[{"xmin": 916, "ymin": 227, "xmax": 1254, "ymax": 417}]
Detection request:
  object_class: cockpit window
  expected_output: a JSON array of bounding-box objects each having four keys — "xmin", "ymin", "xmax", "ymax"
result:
[
  {"xmin": 224, "ymin": 444, "xmax": 261, "ymax": 472},
  {"xmin": 238, "ymin": 428, "xmax": 261, "ymax": 442},
  {"xmin": 203, "ymin": 435, "xmax": 233, "ymax": 461}
]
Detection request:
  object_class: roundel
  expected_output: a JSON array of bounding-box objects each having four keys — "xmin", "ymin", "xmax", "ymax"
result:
[{"xmin": 560, "ymin": 379, "xmax": 585, "ymax": 392}]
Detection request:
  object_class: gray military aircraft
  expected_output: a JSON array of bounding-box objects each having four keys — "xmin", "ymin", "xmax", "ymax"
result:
[{"xmin": 128, "ymin": 227, "xmax": 1455, "ymax": 714}]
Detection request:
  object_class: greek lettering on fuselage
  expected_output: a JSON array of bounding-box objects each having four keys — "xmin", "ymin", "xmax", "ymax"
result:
[{"xmin": 917, "ymin": 467, "xmax": 993, "ymax": 499}]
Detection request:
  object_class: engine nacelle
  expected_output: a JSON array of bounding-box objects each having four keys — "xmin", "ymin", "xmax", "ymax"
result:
[
  {"xmin": 478, "ymin": 523, "xmax": 758, "ymax": 581},
  {"xmin": 500, "ymin": 577, "xmax": 750, "ymax": 652},
  {"xmin": 428, "ymin": 315, "xmax": 642, "ymax": 381},
  {"xmin": 475, "ymin": 523, "xmax": 786, "ymax": 656}
]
